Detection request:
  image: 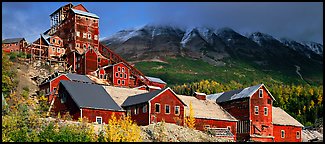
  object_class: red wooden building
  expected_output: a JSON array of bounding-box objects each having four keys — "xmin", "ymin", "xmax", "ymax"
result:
[
  {"xmin": 39, "ymin": 72, "xmax": 93, "ymax": 103},
  {"xmin": 51, "ymin": 80, "xmax": 125, "ymax": 124},
  {"xmin": 30, "ymin": 34, "xmax": 66, "ymax": 60},
  {"xmin": 272, "ymin": 107, "xmax": 303, "ymax": 142},
  {"xmin": 177, "ymin": 93, "xmax": 238, "ymax": 141},
  {"xmin": 2, "ymin": 38, "xmax": 27, "ymax": 53},
  {"xmin": 145, "ymin": 76, "xmax": 167, "ymax": 89},
  {"xmin": 207, "ymin": 84, "xmax": 276, "ymax": 142},
  {"xmin": 121, "ymin": 87, "xmax": 187, "ymax": 126}
]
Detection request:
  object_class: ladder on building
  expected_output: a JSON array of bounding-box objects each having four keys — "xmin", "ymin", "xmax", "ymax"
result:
[{"xmin": 98, "ymin": 43, "xmax": 152, "ymax": 87}]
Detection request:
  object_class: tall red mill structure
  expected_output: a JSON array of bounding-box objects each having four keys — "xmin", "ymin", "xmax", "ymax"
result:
[{"xmin": 42, "ymin": 3, "xmax": 161, "ymax": 88}]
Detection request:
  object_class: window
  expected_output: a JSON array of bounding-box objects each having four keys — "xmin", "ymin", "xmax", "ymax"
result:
[
  {"xmin": 124, "ymin": 74, "xmax": 127, "ymax": 79},
  {"xmin": 117, "ymin": 79, "xmax": 121, "ymax": 84},
  {"xmin": 120, "ymin": 73, "xmax": 123, "ymax": 78},
  {"xmin": 60, "ymin": 93, "xmax": 66, "ymax": 104},
  {"xmin": 142, "ymin": 105, "xmax": 147, "ymax": 113},
  {"xmin": 254, "ymin": 106, "xmax": 259, "ymax": 115},
  {"xmin": 88, "ymin": 33, "xmax": 91, "ymax": 39},
  {"xmin": 264, "ymin": 107, "xmax": 268, "ymax": 116},
  {"xmin": 165, "ymin": 105, "xmax": 170, "ymax": 114},
  {"xmin": 281, "ymin": 130, "xmax": 285, "ymax": 138},
  {"xmin": 134, "ymin": 107, "xmax": 139, "ymax": 115},
  {"xmin": 83, "ymin": 33, "xmax": 87, "ymax": 38},
  {"xmin": 122, "ymin": 80, "xmax": 125, "ymax": 85},
  {"xmin": 57, "ymin": 48, "xmax": 60, "ymax": 52},
  {"xmin": 122, "ymin": 67, "xmax": 125, "ymax": 72},
  {"xmin": 76, "ymin": 43, "xmax": 80, "ymax": 48},
  {"xmin": 52, "ymin": 39, "xmax": 55, "ymax": 43},
  {"xmin": 204, "ymin": 125, "xmax": 210, "ymax": 130},
  {"xmin": 118, "ymin": 66, "xmax": 121, "ymax": 71},
  {"xmin": 58, "ymin": 40, "xmax": 61, "ymax": 44},
  {"xmin": 115, "ymin": 72, "xmax": 119, "ymax": 77},
  {"xmin": 94, "ymin": 35, "xmax": 98, "ymax": 40},
  {"xmin": 127, "ymin": 108, "xmax": 131, "ymax": 116},
  {"xmin": 267, "ymin": 99, "xmax": 272, "ymax": 104},
  {"xmin": 9, "ymin": 44, "xmax": 11, "ymax": 46},
  {"xmin": 52, "ymin": 47, "xmax": 55, "ymax": 51},
  {"xmin": 259, "ymin": 89, "xmax": 263, "ymax": 98},
  {"xmin": 155, "ymin": 103, "xmax": 160, "ymax": 113},
  {"xmin": 296, "ymin": 131, "xmax": 300, "ymax": 139},
  {"xmin": 96, "ymin": 116, "xmax": 102, "ymax": 124},
  {"xmin": 76, "ymin": 31, "xmax": 80, "ymax": 37},
  {"xmin": 83, "ymin": 44, "xmax": 86, "ymax": 49},
  {"xmin": 175, "ymin": 106, "xmax": 180, "ymax": 115},
  {"xmin": 227, "ymin": 126, "xmax": 231, "ymax": 131},
  {"xmin": 86, "ymin": 18, "xmax": 88, "ymax": 21},
  {"xmin": 93, "ymin": 20, "xmax": 96, "ymax": 22}
]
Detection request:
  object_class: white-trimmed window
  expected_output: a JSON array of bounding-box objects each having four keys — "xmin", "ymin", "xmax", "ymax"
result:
[
  {"xmin": 96, "ymin": 116, "xmax": 102, "ymax": 124},
  {"xmin": 83, "ymin": 44, "xmax": 86, "ymax": 49},
  {"xmin": 259, "ymin": 89, "xmax": 263, "ymax": 98},
  {"xmin": 134, "ymin": 107, "xmax": 138, "ymax": 115},
  {"xmin": 52, "ymin": 47, "xmax": 55, "ymax": 51},
  {"xmin": 165, "ymin": 105, "xmax": 170, "ymax": 114},
  {"xmin": 122, "ymin": 67, "xmax": 125, "ymax": 72},
  {"xmin": 281, "ymin": 130, "xmax": 285, "ymax": 138},
  {"xmin": 76, "ymin": 43, "xmax": 80, "ymax": 48},
  {"xmin": 76, "ymin": 31, "xmax": 80, "ymax": 37},
  {"xmin": 254, "ymin": 106, "xmax": 259, "ymax": 115},
  {"xmin": 115, "ymin": 72, "xmax": 119, "ymax": 78},
  {"xmin": 296, "ymin": 131, "xmax": 300, "ymax": 139},
  {"xmin": 120, "ymin": 73, "xmax": 123, "ymax": 78},
  {"xmin": 175, "ymin": 106, "xmax": 180, "ymax": 115},
  {"xmin": 83, "ymin": 33, "xmax": 87, "ymax": 38},
  {"xmin": 117, "ymin": 66, "xmax": 121, "ymax": 72},
  {"xmin": 117, "ymin": 79, "xmax": 121, "ymax": 85},
  {"xmin": 142, "ymin": 105, "xmax": 147, "ymax": 113},
  {"xmin": 264, "ymin": 107, "xmax": 268, "ymax": 116},
  {"xmin": 227, "ymin": 126, "xmax": 231, "ymax": 131},
  {"xmin": 122, "ymin": 80, "xmax": 125, "ymax": 85},
  {"xmin": 124, "ymin": 74, "xmax": 127, "ymax": 79},
  {"xmin": 94, "ymin": 35, "xmax": 98, "ymax": 40},
  {"xmin": 155, "ymin": 103, "xmax": 160, "ymax": 113},
  {"xmin": 88, "ymin": 33, "xmax": 91, "ymax": 39},
  {"xmin": 53, "ymin": 39, "xmax": 56, "ymax": 43},
  {"xmin": 57, "ymin": 48, "xmax": 60, "ymax": 52},
  {"xmin": 204, "ymin": 125, "xmax": 210, "ymax": 130}
]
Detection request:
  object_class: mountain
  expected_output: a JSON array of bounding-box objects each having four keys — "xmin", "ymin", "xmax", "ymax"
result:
[{"xmin": 101, "ymin": 24, "xmax": 323, "ymax": 85}]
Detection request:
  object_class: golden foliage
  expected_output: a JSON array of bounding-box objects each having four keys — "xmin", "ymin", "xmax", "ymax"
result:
[{"xmin": 185, "ymin": 102, "xmax": 196, "ymax": 129}]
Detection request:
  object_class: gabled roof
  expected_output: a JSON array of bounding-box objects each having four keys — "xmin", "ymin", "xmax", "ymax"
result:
[
  {"xmin": 121, "ymin": 87, "xmax": 186, "ymax": 107},
  {"xmin": 65, "ymin": 73, "xmax": 93, "ymax": 83},
  {"xmin": 103, "ymin": 85, "xmax": 148, "ymax": 106},
  {"xmin": 178, "ymin": 95, "xmax": 237, "ymax": 121},
  {"xmin": 146, "ymin": 76, "xmax": 167, "ymax": 84},
  {"xmin": 60, "ymin": 80, "xmax": 123, "ymax": 111},
  {"xmin": 272, "ymin": 107, "xmax": 304, "ymax": 127},
  {"xmin": 2, "ymin": 38, "xmax": 25, "ymax": 44},
  {"xmin": 212, "ymin": 84, "xmax": 275, "ymax": 103},
  {"xmin": 71, "ymin": 8, "xmax": 99, "ymax": 19}
]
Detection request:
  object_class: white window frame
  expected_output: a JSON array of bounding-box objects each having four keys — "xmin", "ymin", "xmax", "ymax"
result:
[
  {"xmin": 122, "ymin": 80, "xmax": 125, "ymax": 85},
  {"xmin": 134, "ymin": 107, "xmax": 139, "ymax": 115},
  {"xmin": 96, "ymin": 116, "xmax": 102, "ymax": 124},
  {"xmin": 83, "ymin": 33, "xmax": 87, "ymax": 38},
  {"xmin": 254, "ymin": 106, "xmax": 259, "ymax": 115},
  {"xmin": 124, "ymin": 74, "xmax": 127, "ymax": 79},
  {"xmin": 259, "ymin": 89, "xmax": 263, "ymax": 98},
  {"xmin": 264, "ymin": 107, "xmax": 268, "ymax": 116},
  {"xmin": 175, "ymin": 106, "xmax": 180, "ymax": 115},
  {"xmin": 120, "ymin": 73, "xmax": 123, "ymax": 78},
  {"xmin": 227, "ymin": 126, "xmax": 231, "ymax": 131},
  {"xmin": 165, "ymin": 104, "xmax": 170, "ymax": 114},
  {"xmin": 52, "ymin": 47, "xmax": 55, "ymax": 51},
  {"xmin": 76, "ymin": 31, "xmax": 80, "ymax": 37},
  {"xmin": 204, "ymin": 125, "xmax": 210, "ymax": 130},
  {"xmin": 117, "ymin": 66, "xmax": 121, "ymax": 72},
  {"xmin": 88, "ymin": 33, "xmax": 91, "ymax": 39},
  {"xmin": 281, "ymin": 130, "xmax": 285, "ymax": 138},
  {"xmin": 142, "ymin": 105, "xmax": 147, "ymax": 113},
  {"xmin": 115, "ymin": 72, "xmax": 119, "ymax": 78},
  {"xmin": 296, "ymin": 131, "xmax": 300, "ymax": 139},
  {"xmin": 117, "ymin": 79, "xmax": 121, "ymax": 85},
  {"xmin": 57, "ymin": 48, "xmax": 60, "ymax": 53},
  {"xmin": 94, "ymin": 35, "xmax": 98, "ymax": 40},
  {"xmin": 155, "ymin": 103, "xmax": 160, "ymax": 113},
  {"xmin": 76, "ymin": 43, "xmax": 80, "ymax": 48},
  {"xmin": 122, "ymin": 67, "xmax": 125, "ymax": 72}
]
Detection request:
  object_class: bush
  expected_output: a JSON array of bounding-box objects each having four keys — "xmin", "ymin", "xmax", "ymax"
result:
[
  {"xmin": 27, "ymin": 54, "xmax": 32, "ymax": 59},
  {"xmin": 17, "ymin": 52, "xmax": 27, "ymax": 58}
]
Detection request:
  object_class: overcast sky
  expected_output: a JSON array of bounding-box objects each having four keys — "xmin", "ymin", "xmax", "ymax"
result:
[{"xmin": 2, "ymin": 2, "xmax": 323, "ymax": 44}]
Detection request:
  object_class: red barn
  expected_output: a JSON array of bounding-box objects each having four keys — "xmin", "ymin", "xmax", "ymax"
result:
[
  {"xmin": 272, "ymin": 107, "xmax": 304, "ymax": 142},
  {"xmin": 39, "ymin": 72, "xmax": 93, "ymax": 103},
  {"xmin": 121, "ymin": 87, "xmax": 187, "ymax": 126},
  {"xmin": 51, "ymin": 80, "xmax": 125, "ymax": 124},
  {"xmin": 146, "ymin": 76, "xmax": 167, "ymax": 89},
  {"xmin": 177, "ymin": 94, "xmax": 238, "ymax": 141},
  {"xmin": 208, "ymin": 84, "xmax": 276, "ymax": 142},
  {"xmin": 2, "ymin": 38, "xmax": 27, "ymax": 53}
]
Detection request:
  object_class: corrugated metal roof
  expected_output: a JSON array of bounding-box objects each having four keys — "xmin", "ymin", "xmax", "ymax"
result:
[
  {"xmin": 60, "ymin": 80, "xmax": 123, "ymax": 111},
  {"xmin": 121, "ymin": 88, "xmax": 167, "ymax": 107},
  {"xmin": 206, "ymin": 92, "xmax": 224, "ymax": 101},
  {"xmin": 272, "ymin": 107, "xmax": 304, "ymax": 127},
  {"xmin": 146, "ymin": 76, "xmax": 167, "ymax": 84},
  {"xmin": 215, "ymin": 84, "xmax": 275, "ymax": 103},
  {"xmin": 66, "ymin": 73, "xmax": 93, "ymax": 83},
  {"xmin": 2, "ymin": 38, "xmax": 25, "ymax": 44},
  {"xmin": 71, "ymin": 8, "xmax": 99, "ymax": 19},
  {"xmin": 177, "ymin": 95, "xmax": 237, "ymax": 121}
]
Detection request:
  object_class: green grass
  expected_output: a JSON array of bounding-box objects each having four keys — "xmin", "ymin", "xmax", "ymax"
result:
[{"xmin": 134, "ymin": 56, "xmax": 321, "ymax": 87}]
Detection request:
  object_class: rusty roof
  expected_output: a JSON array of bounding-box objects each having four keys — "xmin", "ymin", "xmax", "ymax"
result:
[
  {"xmin": 272, "ymin": 107, "xmax": 304, "ymax": 127},
  {"xmin": 177, "ymin": 95, "xmax": 237, "ymax": 121}
]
